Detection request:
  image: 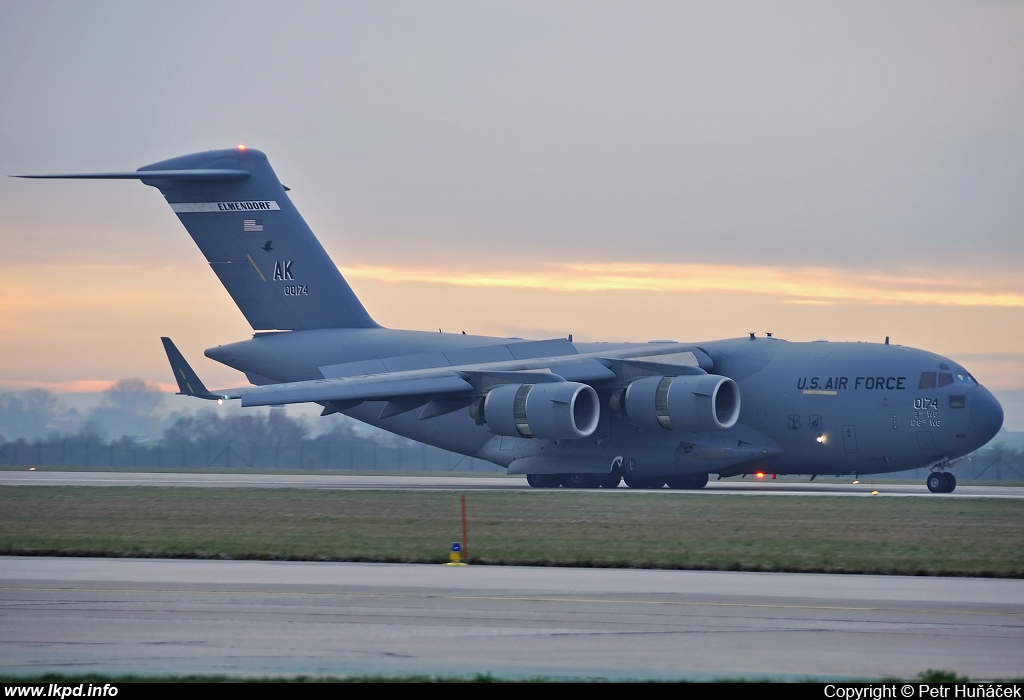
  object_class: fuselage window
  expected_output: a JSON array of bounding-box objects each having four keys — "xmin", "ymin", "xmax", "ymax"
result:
[
  {"xmin": 919, "ymin": 372, "xmax": 937, "ymax": 389},
  {"xmin": 938, "ymin": 373, "xmax": 954, "ymax": 387},
  {"xmin": 949, "ymin": 395, "xmax": 966, "ymax": 409}
]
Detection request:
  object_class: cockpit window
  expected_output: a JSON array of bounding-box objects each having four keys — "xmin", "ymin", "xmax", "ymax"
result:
[
  {"xmin": 939, "ymin": 363, "xmax": 950, "ymax": 370},
  {"xmin": 921, "ymin": 370, "xmax": 976, "ymax": 389}
]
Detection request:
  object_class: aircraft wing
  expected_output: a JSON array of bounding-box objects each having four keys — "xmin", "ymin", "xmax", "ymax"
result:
[
  {"xmin": 234, "ymin": 371, "xmax": 476, "ymax": 407},
  {"xmin": 164, "ymin": 338, "xmax": 622, "ymax": 408},
  {"xmin": 234, "ymin": 357, "xmax": 617, "ymax": 407},
  {"xmin": 160, "ymin": 335, "xmax": 727, "ymax": 434},
  {"xmin": 162, "ymin": 335, "xmax": 618, "ymax": 397}
]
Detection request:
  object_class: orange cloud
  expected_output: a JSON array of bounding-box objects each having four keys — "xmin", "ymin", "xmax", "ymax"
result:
[
  {"xmin": 2, "ymin": 260, "xmax": 1023, "ymax": 393},
  {"xmin": 0, "ymin": 379, "xmax": 177, "ymax": 393},
  {"xmin": 344, "ymin": 261, "xmax": 1024, "ymax": 308}
]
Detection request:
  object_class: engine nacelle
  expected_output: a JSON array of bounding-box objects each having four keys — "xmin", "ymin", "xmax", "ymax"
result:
[
  {"xmin": 622, "ymin": 374, "xmax": 740, "ymax": 432},
  {"xmin": 482, "ymin": 382, "xmax": 600, "ymax": 440}
]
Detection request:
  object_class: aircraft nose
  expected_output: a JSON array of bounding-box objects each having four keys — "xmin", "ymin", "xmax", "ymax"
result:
[{"xmin": 971, "ymin": 387, "xmax": 1003, "ymax": 446}]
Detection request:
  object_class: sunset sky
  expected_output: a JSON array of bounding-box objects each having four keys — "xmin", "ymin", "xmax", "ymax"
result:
[{"xmin": 2, "ymin": 2, "xmax": 1022, "ymax": 425}]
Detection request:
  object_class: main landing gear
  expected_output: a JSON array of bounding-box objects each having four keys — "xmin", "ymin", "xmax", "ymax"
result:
[
  {"xmin": 621, "ymin": 472, "xmax": 709, "ymax": 489},
  {"xmin": 621, "ymin": 474, "xmax": 665, "ymax": 489},
  {"xmin": 525, "ymin": 473, "xmax": 559, "ymax": 488},
  {"xmin": 525, "ymin": 472, "xmax": 709, "ymax": 490},
  {"xmin": 665, "ymin": 473, "xmax": 710, "ymax": 490},
  {"xmin": 525, "ymin": 473, "xmax": 621, "ymax": 488},
  {"xmin": 926, "ymin": 471, "xmax": 957, "ymax": 493}
]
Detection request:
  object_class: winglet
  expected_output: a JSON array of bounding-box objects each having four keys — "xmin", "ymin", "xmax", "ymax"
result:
[{"xmin": 160, "ymin": 337, "xmax": 219, "ymax": 400}]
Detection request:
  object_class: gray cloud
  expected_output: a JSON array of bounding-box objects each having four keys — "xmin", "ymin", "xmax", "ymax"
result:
[{"xmin": 1, "ymin": 1, "xmax": 1021, "ymax": 269}]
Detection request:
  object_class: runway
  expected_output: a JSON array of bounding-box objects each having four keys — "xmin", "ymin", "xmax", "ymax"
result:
[
  {"xmin": 1, "ymin": 469, "xmax": 1021, "ymax": 498},
  {"xmin": 1, "ymin": 557, "xmax": 1021, "ymax": 681}
]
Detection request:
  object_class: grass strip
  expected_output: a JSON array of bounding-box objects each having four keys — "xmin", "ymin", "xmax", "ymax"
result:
[{"xmin": 1, "ymin": 486, "xmax": 1022, "ymax": 576}]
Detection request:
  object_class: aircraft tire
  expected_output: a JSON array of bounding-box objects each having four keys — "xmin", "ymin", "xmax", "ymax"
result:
[
  {"xmin": 560, "ymin": 473, "xmax": 598, "ymax": 489},
  {"xmin": 666, "ymin": 473, "xmax": 709, "ymax": 490},
  {"xmin": 598, "ymin": 473, "xmax": 622, "ymax": 488},
  {"xmin": 926, "ymin": 472, "xmax": 945, "ymax": 493},
  {"xmin": 622, "ymin": 474, "xmax": 665, "ymax": 489},
  {"xmin": 944, "ymin": 472, "xmax": 957, "ymax": 493},
  {"xmin": 526, "ymin": 473, "xmax": 559, "ymax": 488}
]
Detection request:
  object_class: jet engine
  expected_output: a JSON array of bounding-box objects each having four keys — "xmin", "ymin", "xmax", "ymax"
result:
[
  {"xmin": 481, "ymin": 382, "xmax": 601, "ymax": 440},
  {"xmin": 621, "ymin": 374, "xmax": 740, "ymax": 432}
]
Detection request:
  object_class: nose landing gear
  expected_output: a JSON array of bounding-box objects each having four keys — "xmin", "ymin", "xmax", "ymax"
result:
[{"xmin": 926, "ymin": 471, "xmax": 957, "ymax": 493}]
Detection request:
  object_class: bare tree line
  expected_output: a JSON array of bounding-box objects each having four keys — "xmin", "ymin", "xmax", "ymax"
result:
[
  {"xmin": 0, "ymin": 384, "xmax": 496, "ymax": 472},
  {"xmin": 0, "ymin": 385, "xmax": 1019, "ymax": 477}
]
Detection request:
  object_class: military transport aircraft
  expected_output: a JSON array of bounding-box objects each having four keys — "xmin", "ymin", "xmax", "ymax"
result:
[{"xmin": 20, "ymin": 147, "xmax": 1004, "ymax": 492}]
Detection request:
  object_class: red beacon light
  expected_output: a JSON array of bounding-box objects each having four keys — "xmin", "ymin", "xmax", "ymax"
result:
[
  {"xmin": 237, "ymin": 144, "xmax": 246, "ymax": 151},
  {"xmin": 756, "ymin": 472, "xmax": 765, "ymax": 479}
]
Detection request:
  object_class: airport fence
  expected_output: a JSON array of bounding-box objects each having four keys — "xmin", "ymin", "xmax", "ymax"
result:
[
  {"xmin": 0, "ymin": 434, "xmax": 500, "ymax": 472},
  {"xmin": 0, "ymin": 436, "xmax": 1021, "ymax": 479}
]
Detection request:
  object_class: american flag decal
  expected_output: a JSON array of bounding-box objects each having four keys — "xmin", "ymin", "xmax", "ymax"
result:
[{"xmin": 243, "ymin": 219, "xmax": 263, "ymax": 232}]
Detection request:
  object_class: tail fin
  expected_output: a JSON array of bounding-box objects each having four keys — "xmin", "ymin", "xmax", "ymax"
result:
[{"xmin": 20, "ymin": 147, "xmax": 378, "ymax": 331}]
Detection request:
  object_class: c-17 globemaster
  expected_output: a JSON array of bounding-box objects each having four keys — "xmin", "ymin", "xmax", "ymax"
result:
[{"xmin": 19, "ymin": 147, "xmax": 1004, "ymax": 492}]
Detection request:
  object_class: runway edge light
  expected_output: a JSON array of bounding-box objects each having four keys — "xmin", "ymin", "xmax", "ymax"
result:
[
  {"xmin": 446, "ymin": 542, "xmax": 466, "ymax": 566},
  {"xmin": 444, "ymin": 494, "xmax": 469, "ymax": 566}
]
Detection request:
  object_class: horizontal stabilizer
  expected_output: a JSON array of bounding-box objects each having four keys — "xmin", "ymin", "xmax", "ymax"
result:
[
  {"xmin": 161, "ymin": 337, "xmax": 219, "ymax": 400},
  {"xmin": 14, "ymin": 169, "xmax": 251, "ymax": 181}
]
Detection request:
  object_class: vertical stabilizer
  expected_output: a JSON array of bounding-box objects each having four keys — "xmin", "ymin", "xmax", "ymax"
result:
[
  {"xmin": 140, "ymin": 147, "xmax": 378, "ymax": 331},
  {"xmin": 22, "ymin": 147, "xmax": 379, "ymax": 331}
]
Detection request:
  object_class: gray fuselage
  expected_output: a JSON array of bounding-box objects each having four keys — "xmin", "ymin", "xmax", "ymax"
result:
[{"xmin": 205, "ymin": 328, "xmax": 1003, "ymax": 479}]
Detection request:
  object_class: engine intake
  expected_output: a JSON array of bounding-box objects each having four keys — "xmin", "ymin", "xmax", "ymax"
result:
[
  {"xmin": 623, "ymin": 374, "xmax": 740, "ymax": 432},
  {"xmin": 482, "ymin": 382, "xmax": 600, "ymax": 440}
]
